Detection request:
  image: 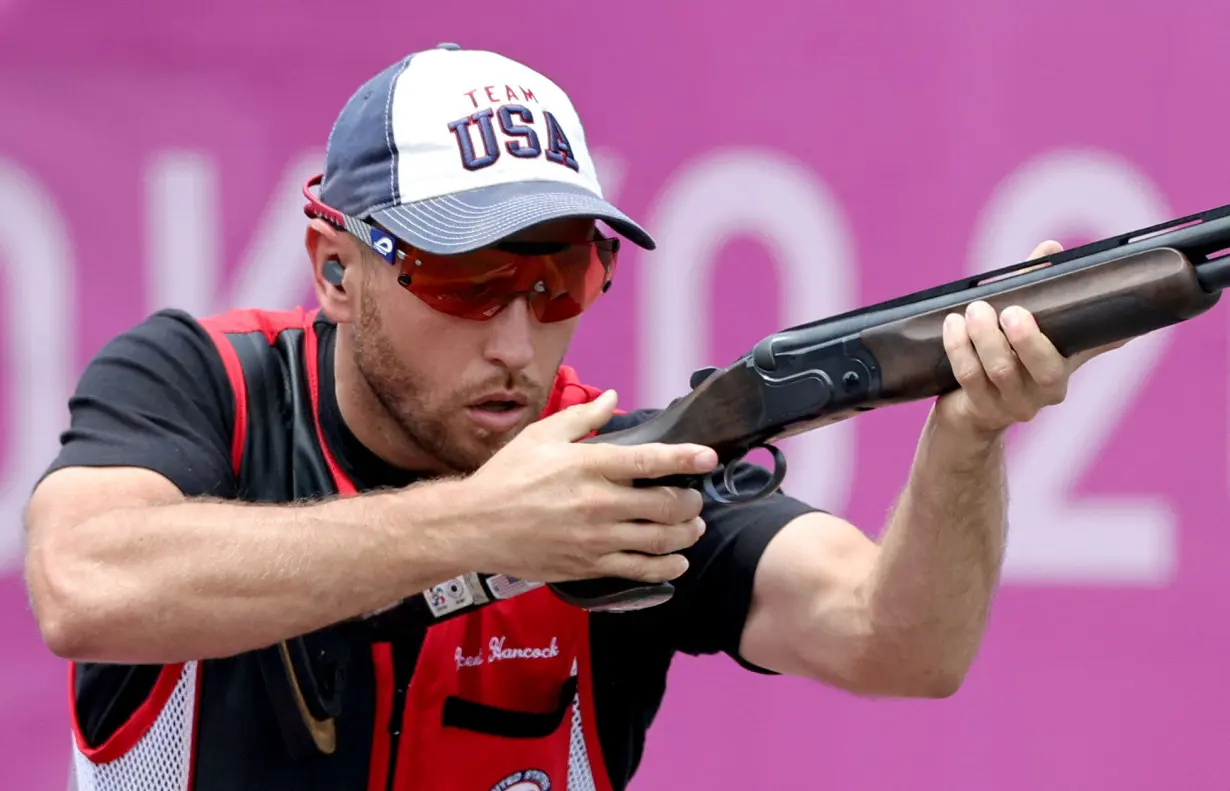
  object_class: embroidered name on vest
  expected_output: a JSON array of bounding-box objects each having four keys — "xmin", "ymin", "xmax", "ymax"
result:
[{"xmin": 454, "ymin": 636, "xmax": 561, "ymax": 669}]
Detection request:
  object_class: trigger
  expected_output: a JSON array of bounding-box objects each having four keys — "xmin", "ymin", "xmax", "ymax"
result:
[{"xmin": 689, "ymin": 367, "xmax": 719, "ymax": 389}]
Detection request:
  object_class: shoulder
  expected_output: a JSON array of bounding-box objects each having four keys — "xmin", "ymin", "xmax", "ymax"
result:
[
  {"xmin": 106, "ymin": 306, "xmax": 323, "ymax": 376},
  {"xmin": 112, "ymin": 307, "xmax": 216, "ymax": 347},
  {"xmin": 80, "ymin": 308, "xmax": 230, "ymax": 391},
  {"xmin": 81, "ymin": 308, "xmax": 249, "ymax": 410},
  {"xmin": 47, "ymin": 309, "xmax": 247, "ymax": 497}
]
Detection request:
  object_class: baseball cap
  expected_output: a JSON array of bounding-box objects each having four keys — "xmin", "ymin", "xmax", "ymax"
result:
[{"xmin": 312, "ymin": 42, "xmax": 656, "ymax": 256}]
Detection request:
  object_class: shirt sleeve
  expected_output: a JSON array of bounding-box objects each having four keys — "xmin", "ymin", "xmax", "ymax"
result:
[
  {"xmin": 41, "ymin": 308, "xmax": 238, "ymax": 499},
  {"xmin": 595, "ymin": 409, "xmax": 819, "ymax": 672}
]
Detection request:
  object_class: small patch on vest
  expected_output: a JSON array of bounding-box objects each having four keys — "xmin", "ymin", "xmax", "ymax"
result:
[
  {"xmin": 489, "ymin": 768, "xmax": 551, "ymax": 791},
  {"xmin": 424, "ymin": 572, "xmax": 489, "ymax": 617},
  {"xmin": 486, "ymin": 574, "xmax": 544, "ymax": 599}
]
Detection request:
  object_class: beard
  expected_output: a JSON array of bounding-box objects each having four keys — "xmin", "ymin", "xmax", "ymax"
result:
[{"xmin": 350, "ymin": 288, "xmax": 551, "ymax": 475}]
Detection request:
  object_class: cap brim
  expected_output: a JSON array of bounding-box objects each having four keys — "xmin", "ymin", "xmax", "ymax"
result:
[{"xmin": 368, "ymin": 181, "xmax": 656, "ymax": 255}]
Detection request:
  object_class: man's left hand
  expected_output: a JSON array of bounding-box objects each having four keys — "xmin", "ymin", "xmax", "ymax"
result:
[{"xmin": 936, "ymin": 240, "xmax": 1128, "ymax": 439}]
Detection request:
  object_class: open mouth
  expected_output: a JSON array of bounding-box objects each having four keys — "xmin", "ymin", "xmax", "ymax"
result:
[
  {"xmin": 466, "ymin": 395, "xmax": 531, "ymax": 432},
  {"xmin": 468, "ymin": 392, "xmax": 530, "ymax": 413},
  {"xmin": 473, "ymin": 400, "xmax": 521, "ymax": 412}
]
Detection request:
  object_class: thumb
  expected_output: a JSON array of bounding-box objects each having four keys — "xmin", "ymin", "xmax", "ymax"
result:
[{"xmin": 532, "ymin": 389, "xmax": 620, "ymax": 441}]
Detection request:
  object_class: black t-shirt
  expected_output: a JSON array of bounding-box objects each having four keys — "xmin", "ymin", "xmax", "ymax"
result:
[{"xmin": 46, "ymin": 308, "xmax": 818, "ymax": 789}]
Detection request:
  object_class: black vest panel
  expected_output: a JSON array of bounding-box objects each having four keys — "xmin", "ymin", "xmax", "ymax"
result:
[{"xmin": 190, "ymin": 327, "xmax": 377, "ymax": 791}]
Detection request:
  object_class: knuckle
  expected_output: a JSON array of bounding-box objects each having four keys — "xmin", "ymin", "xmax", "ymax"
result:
[
  {"xmin": 575, "ymin": 485, "xmax": 608, "ymax": 521},
  {"xmin": 953, "ymin": 362, "xmax": 982, "ymax": 387},
  {"xmin": 624, "ymin": 562, "xmax": 658, "ymax": 583},
  {"xmin": 657, "ymin": 489, "xmax": 683, "ymax": 524},
  {"xmin": 580, "ymin": 445, "xmax": 610, "ymax": 474},
  {"xmin": 629, "ymin": 557, "xmax": 669, "ymax": 582},
  {"xmin": 566, "ymin": 521, "xmax": 595, "ymax": 551},
  {"xmin": 1034, "ymin": 364, "xmax": 1066, "ymax": 390},
  {"xmin": 662, "ymin": 522, "xmax": 701, "ymax": 555},
  {"xmin": 646, "ymin": 527, "xmax": 671, "ymax": 557},
  {"xmin": 662, "ymin": 487, "xmax": 701, "ymax": 523},
  {"xmin": 1009, "ymin": 404, "xmax": 1037, "ymax": 423},
  {"xmin": 681, "ymin": 489, "xmax": 704, "ymax": 519},
  {"xmin": 984, "ymin": 361, "xmax": 1017, "ymax": 383},
  {"xmin": 680, "ymin": 519, "xmax": 704, "ymax": 547},
  {"xmin": 605, "ymin": 554, "xmax": 649, "ymax": 581}
]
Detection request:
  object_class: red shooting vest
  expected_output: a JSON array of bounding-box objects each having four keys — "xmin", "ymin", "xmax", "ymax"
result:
[{"xmin": 189, "ymin": 307, "xmax": 617, "ymax": 791}]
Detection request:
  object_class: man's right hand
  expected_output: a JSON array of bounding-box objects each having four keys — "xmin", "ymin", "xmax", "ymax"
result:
[{"xmin": 458, "ymin": 389, "xmax": 719, "ymax": 584}]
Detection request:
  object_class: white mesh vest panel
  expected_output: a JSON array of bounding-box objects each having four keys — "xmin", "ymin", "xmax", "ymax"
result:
[
  {"xmin": 69, "ymin": 661, "xmax": 198, "ymax": 791},
  {"xmin": 66, "ymin": 656, "xmax": 602, "ymax": 789},
  {"xmin": 565, "ymin": 657, "xmax": 598, "ymax": 791}
]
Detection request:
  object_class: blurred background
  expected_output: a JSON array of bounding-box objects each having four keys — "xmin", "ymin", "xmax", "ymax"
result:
[{"xmin": 2, "ymin": 0, "xmax": 1228, "ymax": 788}]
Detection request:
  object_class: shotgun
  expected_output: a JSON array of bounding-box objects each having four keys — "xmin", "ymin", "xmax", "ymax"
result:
[{"xmin": 282, "ymin": 201, "xmax": 1230, "ymax": 762}]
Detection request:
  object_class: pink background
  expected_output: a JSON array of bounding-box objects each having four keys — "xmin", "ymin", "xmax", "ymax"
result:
[{"xmin": 2, "ymin": 1, "xmax": 1229, "ymax": 788}]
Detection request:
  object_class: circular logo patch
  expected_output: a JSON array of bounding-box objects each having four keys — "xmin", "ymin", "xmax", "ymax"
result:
[{"xmin": 488, "ymin": 768, "xmax": 551, "ymax": 791}]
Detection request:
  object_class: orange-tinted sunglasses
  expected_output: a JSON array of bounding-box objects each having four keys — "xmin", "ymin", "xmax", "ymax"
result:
[{"xmin": 303, "ymin": 175, "xmax": 620, "ymax": 323}]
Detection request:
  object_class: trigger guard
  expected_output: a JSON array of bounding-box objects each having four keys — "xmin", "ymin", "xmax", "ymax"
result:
[{"xmin": 702, "ymin": 444, "xmax": 788, "ymax": 504}]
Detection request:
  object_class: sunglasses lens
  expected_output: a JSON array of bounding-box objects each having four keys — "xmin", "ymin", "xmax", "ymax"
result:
[{"xmin": 401, "ymin": 239, "xmax": 618, "ymax": 322}]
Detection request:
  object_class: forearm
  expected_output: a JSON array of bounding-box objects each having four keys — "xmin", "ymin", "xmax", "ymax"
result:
[
  {"xmin": 31, "ymin": 482, "xmax": 472, "ymax": 664},
  {"xmin": 862, "ymin": 405, "xmax": 1008, "ymax": 690}
]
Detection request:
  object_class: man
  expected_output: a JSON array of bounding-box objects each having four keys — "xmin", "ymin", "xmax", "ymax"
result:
[{"xmin": 23, "ymin": 43, "xmax": 1116, "ymax": 791}]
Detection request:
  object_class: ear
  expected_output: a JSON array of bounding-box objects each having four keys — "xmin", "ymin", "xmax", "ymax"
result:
[{"xmin": 305, "ymin": 218, "xmax": 361, "ymax": 324}]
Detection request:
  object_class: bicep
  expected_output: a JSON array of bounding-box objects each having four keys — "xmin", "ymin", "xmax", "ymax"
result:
[
  {"xmin": 27, "ymin": 466, "xmax": 185, "ymax": 541},
  {"xmin": 738, "ymin": 511, "xmax": 880, "ymax": 686}
]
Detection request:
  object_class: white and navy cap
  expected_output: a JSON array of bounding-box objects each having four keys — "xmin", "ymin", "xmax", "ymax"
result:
[{"xmin": 314, "ymin": 43, "xmax": 655, "ymax": 255}]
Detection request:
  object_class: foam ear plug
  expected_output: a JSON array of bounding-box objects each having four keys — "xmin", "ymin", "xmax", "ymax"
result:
[{"xmin": 324, "ymin": 259, "xmax": 345, "ymax": 286}]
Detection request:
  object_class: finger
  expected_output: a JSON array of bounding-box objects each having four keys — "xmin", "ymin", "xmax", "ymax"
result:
[
  {"xmin": 585, "ymin": 441, "xmax": 719, "ymax": 481},
  {"xmin": 1027, "ymin": 239, "xmax": 1064, "ymax": 261},
  {"xmin": 998, "ymin": 306, "xmax": 1068, "ymax": 402},
  {"xmin": 596, "ymin": 551, "xmax": 690, "ymax": 583},
  {"xmin": 606, "ymin": 517, "xmax": 706, "ymax": 557},
  {"xmin": 944, "ymin": 311, "xmax": 997, "ymax": 411},
  {"xmin": 528, "ymin": 388, "xmax": 620, "ymax": 441},
  {"xmin": 964, "ymin": 301, "xmax": 1034, "ymax": 420},
  {"xmin": 607, "ymin": 485, "xmax": 705, "ymax": 525}
]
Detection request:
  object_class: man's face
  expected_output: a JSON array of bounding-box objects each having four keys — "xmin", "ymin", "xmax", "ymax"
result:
[{"xmin": 348, "ymin": 218, "xmax": 596, "ymax": 474}]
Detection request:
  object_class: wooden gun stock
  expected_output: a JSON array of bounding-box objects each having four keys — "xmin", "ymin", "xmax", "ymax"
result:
[{"xmin": 864, "ymin": 247, "xmax": 1219, "ymax": 401}]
